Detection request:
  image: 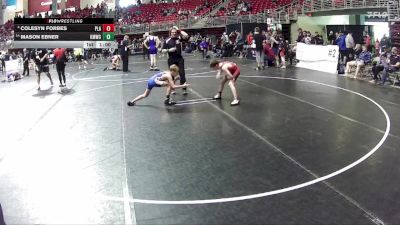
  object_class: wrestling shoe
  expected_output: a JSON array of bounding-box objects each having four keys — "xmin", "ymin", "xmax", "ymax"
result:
[
  {"xmin": 164, "ymin": 99, "xmax": 176, "ymax": 105},
  {"xmin": 213, "ymin": 93, "xmax": 222, "ymax": 99},
  {"xmin": 127, "ymin": 101, "xmax": 135, "ymax": 106},
  {"xmin": 230, "ymin": 99, "xmax": 240, "ymax": 106}
]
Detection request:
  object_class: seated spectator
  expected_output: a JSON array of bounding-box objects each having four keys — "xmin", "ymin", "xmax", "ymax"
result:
[
  {"xmin": 372, "ymin": 47, "xmax": 400, "ymax": 85},
  {"xmin": 345, "ymin": 45, "xmax": 371, "ymax": 79},
  {"xmin": 370, "ymin": 55, "xmax": 383, "ymax": 83}
]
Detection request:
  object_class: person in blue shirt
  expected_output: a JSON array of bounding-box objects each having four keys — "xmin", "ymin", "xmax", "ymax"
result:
[
  {"xmin": 345, "ymin": 45, "xmax": 372, "ymax": 79},
  {"xmin": 336, "ymin": 31, "xmax": 348, "ymax": 64},
  {"xmin": 199, "ymin": 37, "xmax": 209, "ymax": 60}
]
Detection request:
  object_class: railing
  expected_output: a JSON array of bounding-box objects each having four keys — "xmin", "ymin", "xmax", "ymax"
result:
[
  {"xmin": 388, "ymin": 0, "xmax": 400, "ymax": 21},
  {"xmin": 301, "ymin": 0, "xmax": 389, "ymax": 13},
  {"xmin": 116, "ymin": 0, "xmax": 397, "ymax": 35}
]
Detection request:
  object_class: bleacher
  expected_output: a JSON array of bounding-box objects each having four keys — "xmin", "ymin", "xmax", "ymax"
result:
[
  {"xmin": 215, "ymin": 0, "xmax": 293, "ymax": 17},
  {"xmin": 0, "ymin": 20, "xmax": 14, "ymax": 44},
  {"xmin": 118, "ymin": 0, "xmax": 220, "ymax": 24}
]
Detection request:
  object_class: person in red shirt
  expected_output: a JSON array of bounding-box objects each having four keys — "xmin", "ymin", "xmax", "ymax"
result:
[
  {"xmin": 53, "ymin": 48, "xmax": 67, "ymax": 87},
  {"xmin": 363, "ymin": 31, "xmax": 372, "ymax": 52},
  {"xmin": 210, "ymin": 59, "xmax": 240, "ymax": 106},
  {"xmin": 246, "ymin": 31, "xmax": 253, "ymax": 45}
]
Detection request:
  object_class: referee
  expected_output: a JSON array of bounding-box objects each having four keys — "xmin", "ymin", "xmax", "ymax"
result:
[
  {"xmin": 162, "ymin": 26, "xmax": 189, "ymax": 95},
  {"xmin": 120, "ymin": 35, "xmax": 132, "ymax": 72}
]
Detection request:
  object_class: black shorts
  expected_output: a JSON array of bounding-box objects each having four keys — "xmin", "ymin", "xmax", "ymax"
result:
[
  {"xmin": 39, "ymin": 65, "xmax": 49, "ymax": 73},
  {"xmin": 339, "ymin": 49, "xmax": 349, "ymax": 57}
]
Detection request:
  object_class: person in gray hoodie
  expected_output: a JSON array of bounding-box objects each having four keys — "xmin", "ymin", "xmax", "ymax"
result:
[{"xmin": 346, "ymin": 31, "xmax": 355, "ymax": 59}]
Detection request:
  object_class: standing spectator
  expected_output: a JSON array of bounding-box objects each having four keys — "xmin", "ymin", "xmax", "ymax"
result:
[
  {"xmin": 22, "ymin": 48, "xmax": 30, "ymax": 76},
  {"xmin": 120, "ymin": 35, "xmax": 132, "ymax": 72},
  {"xmin": 327, "ymin": 31, "xmax": 335, "ymax": 45},
  {"xmin": 265, "ymin": 30, "xmax": 271, "ymax": 42},
  {"xmin": 270, "ymin": 31, "xmax": 280, "ymax": 67},
  {"xmin": 380, "ymin": 34, "xmax": 391, "ymax": 53},
  {"xmin": 304, "ymin": 32, "xmax": 312, "ymax": 44},
  {"xmin": 363, "ymin": 31, "xmax": 372, "ymax": 52},
  {"xmin": 54, "ymin": 47, "xmax": 67, "ymax": 87},
  {"xmin": 162, "ymin": 26, "xmax": 189, "ymax": 99},
  {"xmin": 229, "ymin": 31, "xmax": 237, "ymax": 44},
  {"xmin": 221, "ymin": 32, "xmax": 229, "ymax": 46},
  {"xmin": 346, "ymin": 31, "xmax": 355, "ymax": 59},
  {"xmin": 296, "ymin": 28, "xmax": 304, "ymax": 43},
  {"xmin": 253, "ymin": 27, "xmax": 265, "ymax": 70},
  {"xmin": 246, "ymin": 31, "xmax": 253, "ymax": 45},
  {"xmin": 313, "ymin": 32, "xmax": 323, "ymax": 45},
  {"xmin": 199, "ymin": 37, "xmax": 209, "ymax": 60},
  {"xmin": 336, "ymin": 31, "xmax": 348, "ymax": 73},
  {"xmin": 375, "ymin": 39, "xmax": 380, "ymax": 55}
]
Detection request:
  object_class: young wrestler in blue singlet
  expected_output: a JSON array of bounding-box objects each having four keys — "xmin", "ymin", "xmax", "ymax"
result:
[
  {"xmin": 127, "ymin": 65, "xmax": 190, "ymax": 106},
  {"xmin": 144, "ymin": 34, "xmax": 161, "ymax": 71}
]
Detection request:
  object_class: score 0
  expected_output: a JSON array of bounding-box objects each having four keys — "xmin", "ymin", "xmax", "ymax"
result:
[{"xmin": 102, "ymin": 24, "xmax": 115, "ymax": 32}]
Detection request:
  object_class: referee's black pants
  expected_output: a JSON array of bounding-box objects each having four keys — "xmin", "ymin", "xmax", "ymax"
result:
[
  {"xmin": 56, "ymin": 62, "xmax": 66, "ymax": 84},
  {"xmin": 23, "ymin": 63, "xmax": 29, "ymax": 76},
  {"xmin": 122, "ymin": 53, "xmax": 129, "ymax": 72},
  {"xmin": 168, "ymin": 57, "xmax": 186, "ymax": 85}
]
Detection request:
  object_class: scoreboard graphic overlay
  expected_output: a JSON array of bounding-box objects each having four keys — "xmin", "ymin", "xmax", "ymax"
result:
[{"xmin": 14, "ymin": 18, "xmax": 116, "ymax": 49}]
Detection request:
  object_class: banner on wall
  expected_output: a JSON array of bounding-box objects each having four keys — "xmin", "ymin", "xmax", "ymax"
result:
[
  {"xmin": 28, "ymin": 0, "xmax": 80, "ymax": 14},
  {"xmin": 296, "ymin": 43, "xmax": 339, "ymax": 74},
  {"xmin": 365, "ymin": 12, "xmax": 388, "ymax": 22}
]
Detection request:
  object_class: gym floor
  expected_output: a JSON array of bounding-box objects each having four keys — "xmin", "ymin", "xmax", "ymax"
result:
[{"xmin": 0, "ymin": 53, "xmax": 399, "ymax": 224}]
